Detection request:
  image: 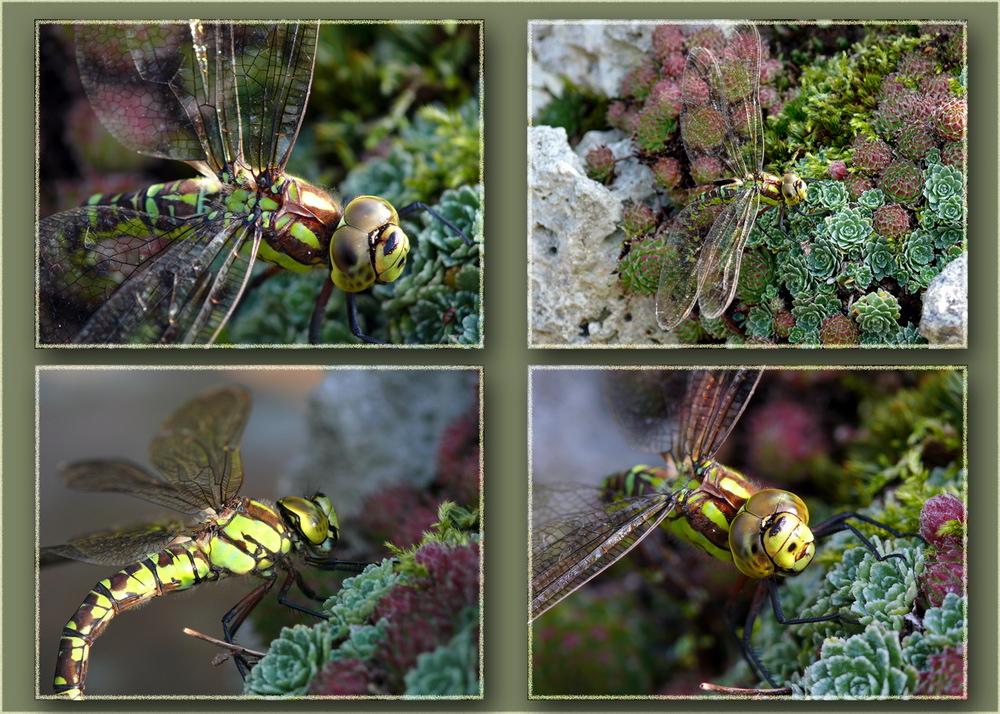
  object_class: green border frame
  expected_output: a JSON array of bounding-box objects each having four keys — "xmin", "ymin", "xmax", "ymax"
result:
[{"xmin": 3, "ymin": 1, "xmax": 998, "ymax": 712}]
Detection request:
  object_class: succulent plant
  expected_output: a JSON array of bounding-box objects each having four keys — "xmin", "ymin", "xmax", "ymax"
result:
[{"xmin": 582, "ymin": 23, "xmax": 967, "ymax": 345}]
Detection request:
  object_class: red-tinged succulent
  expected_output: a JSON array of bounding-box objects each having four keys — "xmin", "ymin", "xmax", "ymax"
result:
[
  {"xmin": 872, "ymin": 203, "xmax": 912, "ymax": 242},
  {"xmin": 819, "ymin": 313, "xmax": 860, "ymax": 344}
]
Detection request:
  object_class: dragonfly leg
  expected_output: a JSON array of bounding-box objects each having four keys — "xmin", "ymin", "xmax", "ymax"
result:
[
  {"xmin": 397, "ymin": 202, "xmax": 472, "ymax": 245},
  {"xmin": 308, "ymin": 277, "xmax": 335, "ymax": 344},
  {"xmin": 276, "ymin": 569, "xmax": 330, "ymax": 619},
  {"xmin": 812, "ymin": 512, "xmax": 925, "ymax": 573},
  {"xmin": 308, "ymin": 278, "xmax": 388, "ymax": 345},
  {"xmin": 223, "ymin": 577, "xmax": 278, "ymax": 679},
  {"xmin": 736, "ymin": 579, "xmax": 781, "ymax": 688},
  {"xmin": 346, "ymin": 292, "xmax": 387, "ymax": 345}
]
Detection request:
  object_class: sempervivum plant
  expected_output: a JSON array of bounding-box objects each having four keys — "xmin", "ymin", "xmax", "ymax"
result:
[
  {"xmin": 603, "ymin": 22, "xmax": 966, "ymax": 345},
  {"xmin": 242, "ymin": 386, "xmax": 482, "ymax": 697},
  {"xmin": 746, "ymin": 370, "xmax": 966, "ymax": 698},
  {"xmin": 243, "ymin": 503, "xmax": 481, "ymax": 697}
]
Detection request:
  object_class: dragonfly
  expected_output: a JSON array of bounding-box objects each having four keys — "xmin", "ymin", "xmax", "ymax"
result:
[
  {"xmin": 656, "ymin": 22, "xmax": 813, "ymax": 330},
  {"xmin": 37, "ymin": 21, "xmax": 472, "ymax": 346},
  {"xmin": 40, "ymin": 386, "xmax": 371, "ymax": 699},
  {"xmin": 531, "ymin": 369, "xmax": 921, "ymax": 690}
]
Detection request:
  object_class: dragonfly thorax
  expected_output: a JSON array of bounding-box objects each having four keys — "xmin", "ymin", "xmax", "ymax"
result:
[
  {"xmin": 729, "ymin": 488, "xmax": 816, "ymax": 579},
  {"xmin": 239, "ymin": 174, "xmax": 342, "ymax": 272}
]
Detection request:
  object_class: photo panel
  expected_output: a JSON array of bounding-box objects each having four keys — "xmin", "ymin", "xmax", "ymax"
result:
[
  {"xmin": 529, "ymin": 21, "xmax": 967, "ymax": 347},
  {"xmin": 37, "ymin": 367, "xmax": 482, "ymax": 699},
  {"xmin": 529, "ymin": 366, "xmax": 966, "ymax": 698},
  {"xmin": 37, "ymin": 20, "xmax": 482, "ymax": 347}
]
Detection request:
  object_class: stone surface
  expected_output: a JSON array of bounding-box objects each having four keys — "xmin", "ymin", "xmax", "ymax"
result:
[
  {"xmin": 287, "ymin": 370, "xmax": 478, "ymax": 516},
  {"xmin": 919, "ymin": 252, "xmax": 968, "ymax": 346},
  {"xmin": 529, "ymin": 126, "xmax": 672, "ymax": 345},
  {"xmin": 530, "ymin": 23, "xmax": 655, "ymax": 120}
]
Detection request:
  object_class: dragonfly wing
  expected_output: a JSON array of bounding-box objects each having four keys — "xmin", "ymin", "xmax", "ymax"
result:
[
  {"xmin": 681, "ymin": 23, "xmax": 763, "ymax": 180},
  {"xmin": 229, "ymin": 22, "xmax": 318, "ymax": 172},
  {"xmin": 604, "ymin": 369, "xmax": 761, "ymax": 464},
  {"xmin": 695, "ymin": 188, "xmax": 760, "ymax": 319},
  {"xmin": 59, "ymin": 458, "xmax": 210, "ymax": 514},
  {"xmin": 531, "ymin": 484, "xmax": 675, "ymax": 620},
  {"xmin": 75, "ymin": 23, "xmax": 209, "ymax": 163},
  {"xmin": 604, "ymin": 370, "xmax": 689, "ymax": 457},
  {"xmin": 679, "ymin": 369, "xmax": 761, "ymax": 462},
  {"xmin": 40, "ymin": 520, "xmax": 189, "ymax": 567},
  {"xmin": 147, "ymin": 386, "xmax": 252, "ymax": 509},
  {"xmin": 161, "ymin": 223, "xmax": 260, "ymax": 345},
  {"xmin": 654, "ymin": 189, "xmax": 727, "ymax": 330},
  {"xmin": 75, "ymin": 22, "xmax": 318, "ymax": 173},
  {"xmin": 38, "ymin": 206, "xmax": 256, "ymax": 344}
]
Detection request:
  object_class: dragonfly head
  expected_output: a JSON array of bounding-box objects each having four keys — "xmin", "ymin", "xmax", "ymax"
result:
[
  {"xmin": 329, "ymin": 196, "xmax": 411, "ymax": 293},
  {"xmin": 277, "ymin": 492, "xmax": 341, "ymax": 556},
  {"xmin": 729, "ymin": 489, "xmax": 816, "ymax": 579},
  {"xmin": 780, "ymin": 173, "xmax": 808, "ymax": 207}
]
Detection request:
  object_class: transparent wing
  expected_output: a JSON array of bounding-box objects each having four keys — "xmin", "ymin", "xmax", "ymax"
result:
[
  {"xmin": 654, "ymin": 186, "xmax": 746, "ymax": 329},
  {"xmin": 39, "ymin": 520, "xmax": 189, "ymax": 567},
  {"xmin": 38, "ymin": 205, "xmax": 258, "ymax": 345},
  {"xmin": 55, "ymin": 386, "xmax": 251, "ymax": 514},
  {"xmin": 657, "ymin": 23, "xmax": 765, "ymax": 329},
  {"xmin": 680, "ymin": 22, "xmax": 763, "ymax": 180},
  {"xmin": 147, "ymin": 385, "xmax": 251, "ymax": 508},
  {"xmin": 531, "ymin": 483, "xmax": 675, "ymax": 620},
  {"xmin": 678, "ymin": 369, "xmax": 761, "ymax": 463},
  {"xmin": 59, "ymin": 459, "xmax": 211, "ymax": 514},
  {"xmin": 75, "ymin": 21, "xmax": 317, "ymax": 174},
  {"xmin": 694, "ymin": 187, "xmax": 761, "ymax": 319},
  {"xmin": 604, "ymin": 369, "xmax": 761, "ymax": 465}
]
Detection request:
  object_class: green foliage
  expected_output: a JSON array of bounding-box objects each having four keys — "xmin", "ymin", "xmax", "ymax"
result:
[
  {"xmin": 745, "ymin": 371, "xmax": 965, "ymax": 696},
  {"xmin": 796, "ymin": 623, "xmax": 919, "ymax": 697},
  {"xmin": 852, "ymin": 289, "xmax": 901, "ymax": 342},
  {"xmin": 243, "ymin": 561, "xmax": 401, "ymax": 696},
  {"xmin": 618, "ymin": 235, "xmax": 665, "ymax": 295},
  {"xmin": 901, "ymin": 592, "xmax": 966, "ymax": 671},
  {"xmin": 841, "ymin": 370, "xmax": 964, "ymax": 506},
  {"xmin": 536, "ymin": 78, "xmax": 613, "ymax": 141},
  {"xmin": 298, "ymin": 23, "xmax": 479, "ymax": 190},
  {"xmin": 403, "ymin": 606, "xmax": 480, "ymax": 695},
  {"xmin": 598, "ymin": 23, "xmax": 967, "ymax": 344},
  {"xmin": 375, "ymin": 184, "xmax": 482, "ymax": 345},
  {"xmin": 244, "ymin": 502, "xmax": 481, "ymax": 697}
]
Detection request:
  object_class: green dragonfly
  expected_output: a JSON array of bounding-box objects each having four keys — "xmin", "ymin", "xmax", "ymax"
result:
[
  {"xmin": 37, "ymin": 21, "xmax": 474, "ymax": 346},
  {"xmin": 656, "ymin": 22, "xmax": 812, "ymax": 330},
  {"xmin": 40, "ymin": 386, "xmax": 370, "ymax": 699},
  {"xmin": 531, "ymin": 369, "xmax": 921, "ymax": 691}
]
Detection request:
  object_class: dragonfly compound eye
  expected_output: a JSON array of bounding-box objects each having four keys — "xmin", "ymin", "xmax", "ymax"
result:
[
  {"xmin": 329, "ymin": 196, "xmax": 408, "ymax": 292},
  {"xmin": 782, "ymin": 173, "xmax": 808, "ymax": 206},
  {"xmin": 729, "ymin": 489, "xmax": 814, "ymax": 579},
  {"xmin": 277, "ymin": 495, "xmax": 334, "ymax": 547}
]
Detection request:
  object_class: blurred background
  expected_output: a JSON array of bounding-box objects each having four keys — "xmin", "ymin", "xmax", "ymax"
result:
[{"xmin": 38, "ymin": 368, "xmax": 478, "ymax": 697}]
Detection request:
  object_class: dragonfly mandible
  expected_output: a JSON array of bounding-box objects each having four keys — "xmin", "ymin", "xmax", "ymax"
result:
[
  {"xmin": 37, "ymin": 21, "xmax": 474, "ymax": 346},
  {"xmin": 656, "ymin": 22, "xmax": 812, "ymax": 330},
  {"xmin": 40, "ymin": 386, "xmax": 371, "ymax": 699},
  {"xmin": 530, "ymin": 369, "xmax": 922, "ymax": 691}
]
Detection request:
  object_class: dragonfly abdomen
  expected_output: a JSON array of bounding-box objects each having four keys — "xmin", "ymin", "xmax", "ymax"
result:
[
  {"xmin": 53, "ymin": 542, "xmax": 215, "ymax": 699},
  {"xmin": 86, "ymin": 178, "xmax": 221, "ymax": 219}
]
